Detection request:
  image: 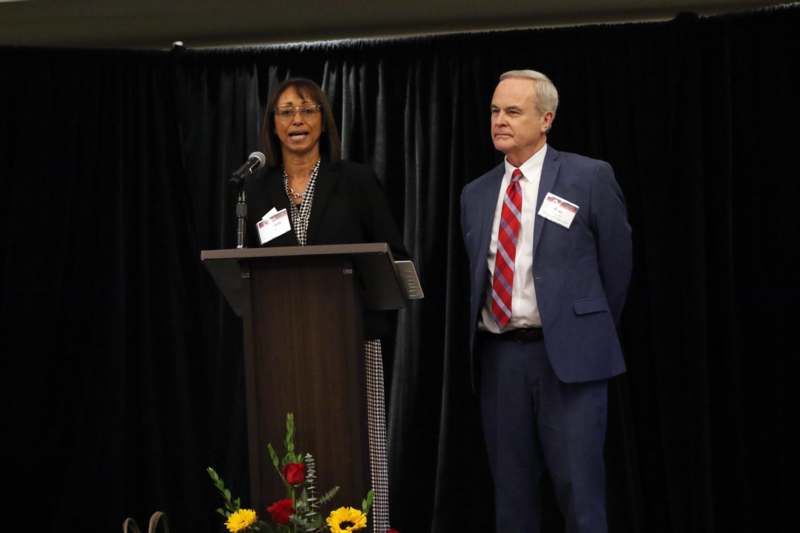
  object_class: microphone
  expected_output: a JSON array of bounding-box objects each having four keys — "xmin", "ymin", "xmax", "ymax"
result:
[
  {"xmin": 231, "ymin": 151, "xmax": 266, "ymax": 181},
  {"xmin": 229, "ymin": 151, "xmax": 264, "ymax": 248}
]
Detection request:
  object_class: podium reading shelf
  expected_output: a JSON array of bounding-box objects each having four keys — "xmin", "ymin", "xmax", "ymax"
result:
[{"xmin": 201, "ymin": 243, "xmax": 408, "ymax": 521}]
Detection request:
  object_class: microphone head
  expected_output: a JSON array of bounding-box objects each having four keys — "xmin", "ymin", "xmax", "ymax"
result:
[
  {"xmin": 230, "ymin": 151, "xmax": 267, "ymax": 185},
  {"xmin": 249, "ymin": 151, "xmax": 266, "ymax": 170}
]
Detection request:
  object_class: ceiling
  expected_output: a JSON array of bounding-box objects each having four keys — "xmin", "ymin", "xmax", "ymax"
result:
[{"xmin": 0, "ymin": 0, "xmax": 789, "ymax": 49}]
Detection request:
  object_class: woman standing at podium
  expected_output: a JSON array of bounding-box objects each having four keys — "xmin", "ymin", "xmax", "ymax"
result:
[{"xmin": 244, "ymin": 78, "xmax": 406, "ymax": 533}]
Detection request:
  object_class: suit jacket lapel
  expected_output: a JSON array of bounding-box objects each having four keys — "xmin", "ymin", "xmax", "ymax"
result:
[
  {"xmin": 307, "ymin": 160, "xmax": 337, "ymax": 244},
  {"xmin": 263, "ymin": 166, "xmax": 297, "ymax": 246},
  {"xmin": 265, "ymin": 167, "xmax": 290, "ymax": 211},
  {"xmin": 533, "ymin": 146, "xmax": 560, "ymax": 259}
]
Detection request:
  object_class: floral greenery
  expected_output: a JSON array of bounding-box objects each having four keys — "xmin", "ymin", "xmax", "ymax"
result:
[{"xmin": 208, "ymin": 413, "xmax": 374, "ymax": 533}]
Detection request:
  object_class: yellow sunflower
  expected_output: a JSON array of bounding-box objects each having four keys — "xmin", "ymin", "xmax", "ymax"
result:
[
  {"xmin": 225, "ymin": 508, "xmax": 257, "ymax": 533},
  {"xmin": 326, "ymin": 506, "xmax": 367, "ymax": 533}
]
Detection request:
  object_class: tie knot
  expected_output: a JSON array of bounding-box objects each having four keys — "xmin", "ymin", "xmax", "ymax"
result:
[{"xmin": 511, "ymin": 168, "xmax": 523, "ymax": 181}]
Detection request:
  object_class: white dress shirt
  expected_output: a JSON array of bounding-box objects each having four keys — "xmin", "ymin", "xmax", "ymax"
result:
[{"xmin": 479, "ymin": 145, "xmax": 547, "ymax": 332}]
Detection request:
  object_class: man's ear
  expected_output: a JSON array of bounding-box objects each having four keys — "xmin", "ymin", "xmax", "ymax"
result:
[{"xmin": 542, "ymin": 111, "xmax": 554, "ymax": 132}]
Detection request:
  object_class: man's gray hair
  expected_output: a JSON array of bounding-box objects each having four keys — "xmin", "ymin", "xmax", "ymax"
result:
[{"xmin": 500, "ymin": 70, "xmax": 559, "ymax": 119}]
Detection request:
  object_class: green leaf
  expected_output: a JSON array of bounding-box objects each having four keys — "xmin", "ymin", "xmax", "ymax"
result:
[
  {"xmin": 361, "ymin": 489, "xmax": 374, "ymax": 514},
  {"xmin": 306, "ymin": 515, "xmax": 323, "ymax": 529},
  {"xmin": 267, "ymin": 444, "xmax": 280, "ymax": 470},
  {"xmin": 288, "ymin": 510, "xmax": 321, "ymax": 531},
  {"xmin": 285, "ymin": 413, "xmax": 295, "ymax": 456},
  {"xmin": 288, "ymin": 515, "xmax": 306, "ymax": 527},
  {"xmin": 208, "ymin": 467, "xmax": 242, "ymax": 512},
  {"xmin": 268, "ymin": 444, "xmax": 290, "ymax": 490},
  {"xmin": 317, "ymin": 486, "xmax": 340, "ymax": 506}
]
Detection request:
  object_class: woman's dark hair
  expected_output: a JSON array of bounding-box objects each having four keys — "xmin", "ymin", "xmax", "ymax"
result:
[{"xmin": 260, "ymin": 78, "xmax": 341, "ymax": 168}]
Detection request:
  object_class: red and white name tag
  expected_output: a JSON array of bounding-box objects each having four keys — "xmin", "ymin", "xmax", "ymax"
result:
[
  {"xmin": 538, "ymin": 192, "xmax": 579, "ymax": 229},
  {"xmin": 257, "ymin": 208, "xmax": 291, "ymax": 244}
]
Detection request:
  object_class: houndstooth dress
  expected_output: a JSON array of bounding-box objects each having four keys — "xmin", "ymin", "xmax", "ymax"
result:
[{"xmin": 284, "ymin": 163, "xmax": 390, "ymax": 533}]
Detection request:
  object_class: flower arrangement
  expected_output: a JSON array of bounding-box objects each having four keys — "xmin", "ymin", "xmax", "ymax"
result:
[{"xmin": 208, "ymin": 413, "xmax": 380, "ymax": 533}]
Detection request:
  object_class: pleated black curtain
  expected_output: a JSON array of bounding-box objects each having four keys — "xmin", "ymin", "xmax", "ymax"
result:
[
  {"xmin": 0, "ymin": 49, "xmax": 212, "ymax": 531},
  {"xmin": 1, "ymin": 6, "xmax": 795, "ymax": 533}
]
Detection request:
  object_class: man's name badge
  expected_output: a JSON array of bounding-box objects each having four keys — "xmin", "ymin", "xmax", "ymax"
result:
[
  {"xmin": 257, "ymin": 208, "xmax": 291, "ymax": 244},
  {"xmin": 538, "ymin": 192, "xmax": 579, "ymax": 229}
]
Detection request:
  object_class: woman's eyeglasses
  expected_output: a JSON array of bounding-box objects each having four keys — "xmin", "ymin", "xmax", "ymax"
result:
[{"xmin": 275, "ymin": 105, "xmax": 321, "ymax": 120}]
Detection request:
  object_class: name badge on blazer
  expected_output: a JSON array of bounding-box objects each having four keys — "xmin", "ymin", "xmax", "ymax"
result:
[
  {"xmin": 538, "ymin": 192, "xmax": 579, "ymax": 229},
  {"xmin": 257, "ymin": 208, "xmax": 291, "ymax": 244}
]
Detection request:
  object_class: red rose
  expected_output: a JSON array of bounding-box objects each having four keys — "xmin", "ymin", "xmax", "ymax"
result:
[
  {"xmin": 283, "ymin": 462, "xmax": 305, "ymax": 485},
  {"xmin": 266, "ymin": 498, "xmax": 294, "ymax": 524}
]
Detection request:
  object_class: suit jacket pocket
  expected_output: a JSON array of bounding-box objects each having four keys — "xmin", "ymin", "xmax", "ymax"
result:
[{"xmin": 573, "ymin": 297, "xmax": 609, "ymax": 315}]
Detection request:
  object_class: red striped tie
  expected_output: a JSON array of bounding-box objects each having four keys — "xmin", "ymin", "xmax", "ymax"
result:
[{"xmin": 491, "ymin": 168, "xmax": 523, "ymax": 328}]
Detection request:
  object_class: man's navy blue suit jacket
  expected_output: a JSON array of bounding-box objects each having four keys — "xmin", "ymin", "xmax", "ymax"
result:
[{"xmin": 461, "ymin": 146, "xmax": 633, "ymax": 386}]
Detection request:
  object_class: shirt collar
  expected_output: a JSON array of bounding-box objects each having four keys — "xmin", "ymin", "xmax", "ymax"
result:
[{"xmin": 504, "ymin": 144, "xmax": 548, "ymax": 181}]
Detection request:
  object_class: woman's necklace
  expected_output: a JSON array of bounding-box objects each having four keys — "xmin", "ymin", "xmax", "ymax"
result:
[
  {"xmin": 283, "ymin": 160, "xmax": 320, "ymax": 206},
  {"xmin": 287, "ymin": 185, "xmax": 304, "ymax": 204}
]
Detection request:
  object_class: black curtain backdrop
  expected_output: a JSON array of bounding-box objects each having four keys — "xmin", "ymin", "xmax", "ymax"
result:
[{"xmin": 1, "ymin": 6, "xmax": 795, "ymax": 533}]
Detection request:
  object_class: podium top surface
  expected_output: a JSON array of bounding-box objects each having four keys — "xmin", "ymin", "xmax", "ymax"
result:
[
  {"xmin": 201, "ymin": 243, "xmax": 408, "ymax": 316},
  {"xmin": 201, "ymin": 243, "xmax": 392, "ymax": 263}
]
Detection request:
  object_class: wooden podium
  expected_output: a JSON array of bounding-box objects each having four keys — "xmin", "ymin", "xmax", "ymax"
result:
[{"xmin": 201, "ymin": 243, "xmax": 406, "ymax": 518}]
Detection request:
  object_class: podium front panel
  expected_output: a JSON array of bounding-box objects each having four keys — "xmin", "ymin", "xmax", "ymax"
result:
[{"xmin": 241, "ymin": 255, "xmax": 370, "ymax": 514}]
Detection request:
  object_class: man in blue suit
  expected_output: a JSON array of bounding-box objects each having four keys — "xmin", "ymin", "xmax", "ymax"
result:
[{"xmin": 461, "ymin": 70, "xmax": 632, "ymax": 533}]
